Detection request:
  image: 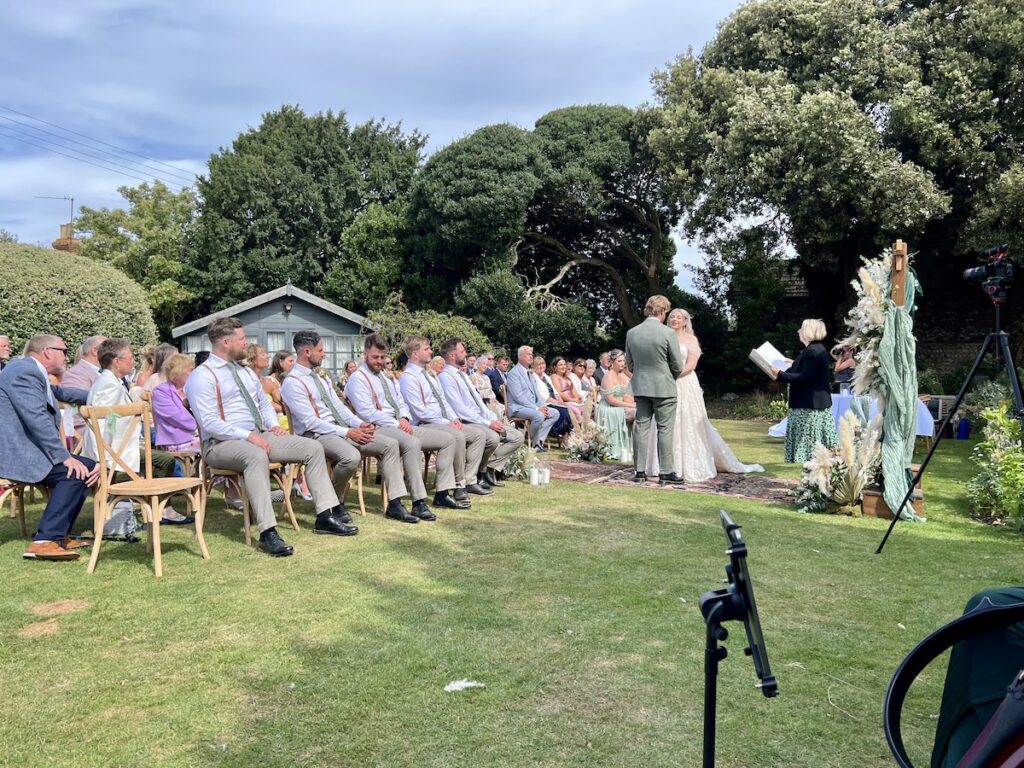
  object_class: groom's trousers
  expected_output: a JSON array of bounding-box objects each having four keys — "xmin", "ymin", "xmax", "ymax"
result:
[{"xmin": 632, "ymin": 395, "xmax": 676, "ymax": 474}]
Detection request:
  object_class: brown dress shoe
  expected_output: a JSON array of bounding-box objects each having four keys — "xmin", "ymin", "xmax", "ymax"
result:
[
  {"xmin": 23, "ymin": 541, "xmax": 80, "ymax": 561},
  {"xmin": 61, "ymin": 537, "xmax": 92, "ymax": 550}
]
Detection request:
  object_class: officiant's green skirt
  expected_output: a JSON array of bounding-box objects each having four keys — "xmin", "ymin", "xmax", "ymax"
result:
[{"xmin": 784, "ymin": 408, "xmax": 837, "ymax": 463}]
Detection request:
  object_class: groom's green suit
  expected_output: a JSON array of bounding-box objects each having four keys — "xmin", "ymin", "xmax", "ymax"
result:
[{"xmin": 625, "ymin": 316, "xmax": 685, "ymax": 474}]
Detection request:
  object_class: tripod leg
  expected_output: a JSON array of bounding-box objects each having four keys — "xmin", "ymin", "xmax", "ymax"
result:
[
  {"xmin": 876, "ymin": 334, "xmax": 996, "ymax": 554},
  {"xmin": 996, "ymin": 333, "xmax": 1024, "ymax": 429}
]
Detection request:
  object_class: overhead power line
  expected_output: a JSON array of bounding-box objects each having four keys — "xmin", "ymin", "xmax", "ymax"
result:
[
  {"xmin": 0, "ymin": 125, "xmax": 177, "ymax": 188},
  {"xmin": 0, "ymin": 113, "xmax": 195, "ymax": 183},
  {"xmin": 0, "ymin": 104, "xmax": 199, "ymax": 179}
]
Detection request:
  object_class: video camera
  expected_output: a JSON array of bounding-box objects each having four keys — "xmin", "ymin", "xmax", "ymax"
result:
[{"xmin": 963, "ymin": 244, "xmax": 1012, "ymax": 305}]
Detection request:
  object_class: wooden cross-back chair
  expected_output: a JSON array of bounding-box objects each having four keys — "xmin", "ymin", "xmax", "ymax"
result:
[{"xmin": 79, "ymin": 402, "xmax": 207, "ymax": 578}]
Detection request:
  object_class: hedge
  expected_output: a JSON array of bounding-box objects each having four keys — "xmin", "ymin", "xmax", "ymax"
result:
[{"xmin": 0, "ymin": 243, "xmax": 158, "ymax": 356}]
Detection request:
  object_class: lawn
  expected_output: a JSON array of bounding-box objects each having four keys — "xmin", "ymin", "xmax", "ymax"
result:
[{"xmin": 0, "ymin": 421, "xmax": 1021, "ymax": 768}]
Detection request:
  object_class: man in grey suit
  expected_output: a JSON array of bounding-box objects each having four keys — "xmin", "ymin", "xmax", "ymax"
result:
[
  {"xmin": 505, "ymin": 345, "xmax": 559, "ymax": 451},
  {"xmin": 625, "ymin": 295, "xmax": 686, "ymax": 485},
  {"xmin": 0, "ymin": 334, "xmax": 99, "ymax": 560}
]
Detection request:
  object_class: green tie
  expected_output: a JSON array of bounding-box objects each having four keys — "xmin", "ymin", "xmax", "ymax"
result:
[
  {"xmin": 424, "ymin": 371, "xmax": 449, "ymax": 419},
  {"xmin": 311, "ymin": 372, "xmax": 346, "ymax": 426},
  {"xmin": 461, "ymin": 370, "xmax": 487, "ymax": 415},
  {"xmin": 228, "ymin": 363, "xmax": 265, "ymax": 429},
  {"xmin": 378, "ymin": 373, "xmax": 402, "ymax": 416}
]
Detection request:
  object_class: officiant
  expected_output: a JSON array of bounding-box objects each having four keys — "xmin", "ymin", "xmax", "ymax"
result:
[{"xmin": 770, "ymin": 319, "xmax": 836, "ymax": 463}]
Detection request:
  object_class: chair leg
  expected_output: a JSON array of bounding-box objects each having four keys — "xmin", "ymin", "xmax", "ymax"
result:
[
  {"xmin": 241, "ymin": 492, "xmax": 252, "ymax": 547},
  {"xmin": 192, "ymin": 487, "xmax": 210, "ymax": 560},
  {"xmin": 277, "ymin": 467, "xmax": 300, "ymax": 532},
  {"xmin": 356, "ymin": 468, "xmax": 366, "ymax": 516},
  {"xmin": 15, "ymin": 487, "xmax": 27, "ymax": 537},
  {"xmin": 86, "ymin": 495, "xmax": 107, "ymax": 574},
  {"xmin": 149, "ymin": 496, "xmax": 163, "ymax": 578}
]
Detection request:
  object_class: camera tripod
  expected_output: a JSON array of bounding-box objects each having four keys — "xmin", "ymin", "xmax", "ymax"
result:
[{"xmin": 876, "ymin": 303, "xmax": 1024, "ymax": 553}]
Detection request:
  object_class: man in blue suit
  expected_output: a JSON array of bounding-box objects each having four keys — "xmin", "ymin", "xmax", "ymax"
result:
[
  {"xmin": 505, "ymin": 345, "xmax": 559, "ymax": 451},
  {"xmin": 0, "ymin": 335, "xmax": 98, "ymax": 561},
  {"xmin": 486, "ymin": 354, "xmax": 510, "ymax": 406}
]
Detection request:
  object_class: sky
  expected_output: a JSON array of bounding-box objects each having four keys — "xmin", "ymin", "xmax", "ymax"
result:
[{"xmin": 0, "ymin": 0, "xmax": 742, "ymax": 294}]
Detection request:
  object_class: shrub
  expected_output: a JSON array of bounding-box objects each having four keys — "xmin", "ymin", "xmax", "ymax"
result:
[
  {"xmin": 965, "ymin": 404, "xmax": 1024, "ymax": 531},
  {"xmin": 0, "ymin": 243, "xmax": 158, "ymax": 354},
  {"xmin": 917, "ymin": 368, "xmax": 942, "ymax": 395},
  {"xmin": 366, "ymin": 293, "xmax": 489, "ymax": 354}
]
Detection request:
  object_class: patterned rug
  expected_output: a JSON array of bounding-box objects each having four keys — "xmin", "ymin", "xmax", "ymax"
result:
[{"xmin": 548, "ymin": 460, "xmax": 798, "ymax": 504}]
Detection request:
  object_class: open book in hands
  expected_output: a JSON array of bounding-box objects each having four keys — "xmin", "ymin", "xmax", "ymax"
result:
[{"xmin": 749, "ymin": 342, "xmax": 791, "ymax": 380}]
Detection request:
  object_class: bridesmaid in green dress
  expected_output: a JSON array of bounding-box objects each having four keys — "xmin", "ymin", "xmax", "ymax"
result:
[{"xmin": 596, "ymin": 350, "xmax": 636, "ymax": 461}]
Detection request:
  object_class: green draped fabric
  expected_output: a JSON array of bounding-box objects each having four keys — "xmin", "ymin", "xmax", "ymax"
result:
[{"xmin": 877, "ymin": 268, "xmax": 925, "ymax": 521}]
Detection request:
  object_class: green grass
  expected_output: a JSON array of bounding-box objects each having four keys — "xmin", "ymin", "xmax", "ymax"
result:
[{"xmin": 1, "ymin": 421, "xmax": 1021, "ymax": 767}]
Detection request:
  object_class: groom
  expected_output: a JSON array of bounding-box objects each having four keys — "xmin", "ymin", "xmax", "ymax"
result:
[{"xmin": 625, "ymin": 295, "xmax": 686, "ymax": 485}]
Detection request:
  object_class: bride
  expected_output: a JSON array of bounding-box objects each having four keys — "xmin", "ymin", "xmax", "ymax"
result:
[{"xmin": 647, "ymin": 309, "xmax": 764, "ymax": 482}]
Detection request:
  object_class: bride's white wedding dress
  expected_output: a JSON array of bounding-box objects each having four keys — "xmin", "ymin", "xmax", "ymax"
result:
[{"xmin": 647, "ymin": 338, "xmax": 764, "ymax": 482}]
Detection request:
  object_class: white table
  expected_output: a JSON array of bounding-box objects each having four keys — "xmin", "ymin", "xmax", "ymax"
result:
[{"xmin": 768, "ymin": 395, "xmax": 933, "ymax": 438}]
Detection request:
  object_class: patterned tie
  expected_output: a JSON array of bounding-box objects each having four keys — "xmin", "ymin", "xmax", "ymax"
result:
[
  {"xmin": 311, "ymin": 372, "xmax": 346, "ymax": 426},
  {"xmin": 378, "ymin": 373, "xmax": 402, "ymax": 416},
  {"xmin": 227, "ymin": 364, "xmax": 265, "ymax": 428},
  {"xmin": 424, "ymin": 371, "xmax": 449, "ymax": 419}
]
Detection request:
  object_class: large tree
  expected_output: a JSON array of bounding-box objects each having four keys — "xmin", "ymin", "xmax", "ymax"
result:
[
  {"xmin": 407, "ymin": 106, "xmax": 685, "ymax": 331},
  {"xmin": 650, "ymin": 0, "xmax": 1023, "ymax": 334},
  {"xmin": 77, "ymin": 181, "xmax": 197, "ymax": 336},
  {"xmin": 191, "ymin": 106, "xmax": 425, "ymax": 313}
]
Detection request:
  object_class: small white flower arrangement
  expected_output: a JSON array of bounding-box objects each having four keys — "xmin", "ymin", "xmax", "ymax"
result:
[{"xmin": 792, "ymin": 411, "xmax": 882, "ymax": 514}]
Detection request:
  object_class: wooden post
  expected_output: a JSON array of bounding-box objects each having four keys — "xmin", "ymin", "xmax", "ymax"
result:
[{"xmin": 891, "ymin": 240, "xmax": 907, "ymax": 307}]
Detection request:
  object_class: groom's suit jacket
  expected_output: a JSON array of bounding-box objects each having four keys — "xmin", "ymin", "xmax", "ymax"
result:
[{"xmin": 624, "ymin": 317, "xmax": 685, "ymax": 399}]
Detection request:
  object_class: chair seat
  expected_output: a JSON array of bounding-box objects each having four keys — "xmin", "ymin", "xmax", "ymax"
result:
[{"xmin": 110, "ymin": 477, "xmax": 203, "ymax": 495}]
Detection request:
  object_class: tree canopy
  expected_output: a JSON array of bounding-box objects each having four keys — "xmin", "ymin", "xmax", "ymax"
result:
[{"xmin": 650, "ymin": 0, "xmax": 1024, "ymax": 332}]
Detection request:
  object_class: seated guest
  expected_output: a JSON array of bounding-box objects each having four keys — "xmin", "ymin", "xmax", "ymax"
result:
[
  {"xmin": 487, "ymin": 353, "xmax": 511, "ymax": 405},
  {"xmin": 439, "ymin": 338, "xmax": 524, "ymax": 487},
  {"xmin": 83, "ymin": 338, "xmax": 189, "ymax": 526},
  {"xmin": 399, "ymin": 336, "xmax": 490, "ymax": 498},
  {"xmin": 550, "ymin": 356, "xmax": 584, "ymax": 421},
  {"xmin": 506, "ymin": 345, "xmax": 559, "ymax": 452},
  {"xmin": 0, "ymin": 335, "xmax": 97, "ymax": 561},
  {"xmin": 61, "ymin": 334, "xmax": 105, "ymax": 434},
  {"xmin": 282, "ymin": 330, "xmax": 416, "ymax": 521},
  {"xmin": 594, "ymin": 351, "xmax": 612, "ymax": 386},
  {"xmin": 567, "ymin": 358, "xmax": 587, "ymax": 400},
  {"xmin": 0, "ymin": 334, "xmax": 11, "ymax": 370},
  {"xmin": 582, "ymin": 359, "xmax": 598, "ymax": 394},
  {"xmin": 428, "ymin": 355, "xmax": 445, "ymax": 376},
  {"xmin": 152, "ymin": 353, "xmax": 199, "ymax": 452},
  {"xmin": 471, "ymin": 353, "xmax": 501, "ymax": 416},
  {"xmin": 184, "ymin": 317, "xmax": 356, "ymax": 556},
  {"xmin": 134, "ymin": 344, "xmax": 156, "ymax": 388},
  {"xmin": 346, "ymin": 334, "xmax": 464, "ymax": 519},
  {"xmin": 832, "ymin": 345, "xmax": 855, "ymax": 391},
  {"xmin": 335, "ymin": 359, "xmax": 359, "ymax": 398},
  {"xmin": 596, "ymin": 349, "xmax": 636, "ymax": 460},
  {"xmin": 142, "ymin": 343, "xmax": 178, "ymax": 393},
  {"xmin": 531, "ymin": 356, "xmax": 573, "ymax": 438}
]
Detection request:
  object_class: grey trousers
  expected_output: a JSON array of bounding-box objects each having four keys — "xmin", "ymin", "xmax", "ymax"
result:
[
  {"xmin": 204, "ymin": 432, "xmax": 339, "ymax": 534},
  {"xmin": 466, "ymin": 421, "xmax": 524, "ymax": 472},
  {"xmin": 375, "ymin": 425, "xmax": 457, "ymax": 500},
  {"xmin": 416, "ymin": 423, "xmax": 473, "ymax": 487},
  {"xmin": 304, "ymin": 433, "xmax": 361, "ymax": 498},
  {"xmin": 508, "ymin": 404, "xmax": 559, "ymax": 446},
  {"xmin": 632, "ymin": 396, "xmax": 677, "ymax": 475}
]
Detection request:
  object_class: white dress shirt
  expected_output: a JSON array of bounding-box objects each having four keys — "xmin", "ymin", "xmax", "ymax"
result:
[
  {"xmin": 344, "ymin": 364, "xmax": 410, "ymax": 427},
  {"xmin": 398, "ymin": 363, "xmax": 457, "ymax": 425},
  {"xmin": 281, "ymin": 364, "xmax": 360, "ymax": 438},
  {"xmin": 439, "ymin": 364, "xmax": 492, "ymax": 425},
  {"xmin": 183, "ymin": 353, "xmax": 278, "ymax": 441}
]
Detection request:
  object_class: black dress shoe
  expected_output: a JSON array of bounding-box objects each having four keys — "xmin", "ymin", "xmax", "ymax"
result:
[
  {"xmin": 314, "ymin": 510, "xmax": 359, "ymax": 536},
  {"xmin": 631, "ymin": 472, "xmax": 647, "ymax": 483},
  {"xmin": 484, "ymin": 469, "xmax": 505, "ymax": 487},
  {"xmin": 534, "ymin": 444, "xmax": 549, "ymax": 453},
  {"xmin": 384, "ymin": 501, "xmax": 420, "ymax": 523},
  {"xmin": 465, "ymin": 482, "xmax": 494, "ymax": 496},
  {"xmin": 478, "ymin": 477, "xmax": 493, "ymax": 491},
  {"xmin": 258, "ymin": 528, "xmax": 294, "ymax": 557},
  {"xmin": 433, "ymin": 492, "xmax": 471, "ymax": 510},
  {"xmin": 659, "ymin": 473, "xmax": 685, "ymax": 486},
  {"xmin": 453, "ymin": 488, "xmax": 470, "ymax": 502},
  {"xmin": 325, "ymin": 504, "xmax": 353, "ymax": 524},
  {"xmin": 411, "ymin": 500, "xmax": 437, "ymax": 521}
]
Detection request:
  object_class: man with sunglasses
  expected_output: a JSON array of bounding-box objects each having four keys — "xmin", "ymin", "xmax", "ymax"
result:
[{"xmin": 0, "ymin": 335, "xmax": 99, "ymax": 561}]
